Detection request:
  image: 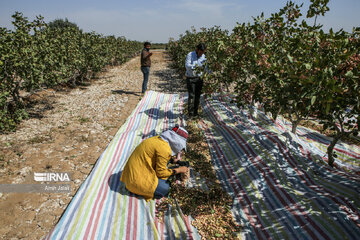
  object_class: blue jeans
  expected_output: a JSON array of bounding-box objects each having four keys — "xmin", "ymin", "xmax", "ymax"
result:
[
  {"xmin": 141, "ymin": 66, "xmax": 150, "ymax": 93},
  {"xmin": 153, "ymin": 179, "xmax": 170, "ymax": 199}
]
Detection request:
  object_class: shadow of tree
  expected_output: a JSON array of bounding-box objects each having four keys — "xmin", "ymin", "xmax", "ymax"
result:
[
  {"xmin": 111, "ymin": 90, "xmax": 141, "ymax": 96},
  {"xmin": 200, "ymin": 94, "xmax": 360, "ymax": 238},
  {"xmin": 152, "ymin": 68, "xmax": 187, "ymax": 93},
  {"xmin": 140, "ymin": 129, "xmax": 157, "ymax": 140},
  {"xmin": 137, "ymin": 108, "xmax": 183, "ymax": 140},
  {"xmin": 25, "ymin": 96, "xmax": 55, "ymax": 120},
  {"xmin": 142, "ymin": 108, "xmax": 180, "ymax": 121}
]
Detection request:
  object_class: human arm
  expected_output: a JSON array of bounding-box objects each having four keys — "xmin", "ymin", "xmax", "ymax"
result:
[
  {"xmin": 185, "ymin": 52, "xmax": 205, "ymax": 68},
  {"xmin": 172, "ymin": 166, "xmax": 188, "ymax": 174},
  {"xmin": 155, "ymin": 149, "xmax": 174, "ymax": 179},
  {"xmin": 185, "ymin": 52, "xmax": 195, "ymax": 70},
  {"xmin": 185, "ymin": 52, "xmax": 207, "ymax": 77},
  {"xmin": 156, "ymin": 151, "xmax": 188, "ymax": 178},
  {"xmin": 141, "ymin": 50, "xmax": 153, "ymax": 60},
  {"xmin": 173, "ymin": 152, "xmax": 182, "ymax": 163}
]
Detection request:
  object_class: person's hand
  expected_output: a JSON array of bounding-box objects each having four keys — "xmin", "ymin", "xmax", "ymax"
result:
[
  {"xmin": 149, "ymin": 52, "xmax": 153, "ymax": 56},
  {"xmin": 174, "ymin": 152, "xmax": 182, "ymax": 163},
  {"xmin": 174, "ymin": 166, "xmax": 188, "ymax": 174}
]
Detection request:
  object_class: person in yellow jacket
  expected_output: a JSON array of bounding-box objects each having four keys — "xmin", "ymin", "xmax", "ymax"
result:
[{"xmin": 120, "ymin": 125, "xmax": 189, "ymax": 201}]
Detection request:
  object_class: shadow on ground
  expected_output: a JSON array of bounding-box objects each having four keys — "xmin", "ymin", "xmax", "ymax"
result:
[
  {"xmin": 152, "ymin": 68, "xmax": 187, "ymax": 93},
  {"xmin": 25, "ymin": 95, "xmax": 56, "ymax": 120},
  {"xmin": 112, "ymin": 90, "xmax": 141, "ymax": 96}
]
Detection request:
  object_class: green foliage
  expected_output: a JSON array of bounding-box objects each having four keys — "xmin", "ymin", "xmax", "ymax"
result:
[
  {"xmin": 150, "ymin": 43, "xmax": 167, "ymax": 49},
  {"xmin": 0, "ymin": 12, "xmax": 142, "ymax": 132},
  {"xmin": 307, "ymin": 0, "xmax": 330, "ymax": 26},
  {"xmin": 168, "ymin": 1, "xmax": 359, "ymax": 167},
  {"xmin": 48, "ymin": 18, "xmax": 80, "ymax": 30}
]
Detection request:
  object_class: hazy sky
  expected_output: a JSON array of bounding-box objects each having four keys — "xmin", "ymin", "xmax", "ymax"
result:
[{"xmin": 1, "ymin": 0, "xmax": 359, "ymax": 42}]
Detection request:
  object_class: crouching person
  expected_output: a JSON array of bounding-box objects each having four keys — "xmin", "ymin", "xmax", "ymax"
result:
[{"xmin": 120, "ymin": 126, "xmax": 189, "ymax": 201}]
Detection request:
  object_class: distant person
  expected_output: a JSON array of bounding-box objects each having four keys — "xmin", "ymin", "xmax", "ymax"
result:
[
  {"xmin": 120, "ymin": 125, "xmax": 189, "ymax": 201},
  {"xmin": 185, "ymin": 43, "xmax": 207, "ymax": 117},
  {"xmin": 141, "ymin": 42, "xmax": 153, "ymax": 93}
]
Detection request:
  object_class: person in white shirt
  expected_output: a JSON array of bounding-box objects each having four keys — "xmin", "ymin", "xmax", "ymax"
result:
[{"xmin": 185, "ymin": 43, "xmax": 207, "ymax": 117}]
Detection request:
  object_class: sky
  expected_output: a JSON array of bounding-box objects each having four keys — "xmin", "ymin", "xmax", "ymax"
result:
[{"xmin": 0, "ymin": 0, "xmax": 359, "ymax": 43}]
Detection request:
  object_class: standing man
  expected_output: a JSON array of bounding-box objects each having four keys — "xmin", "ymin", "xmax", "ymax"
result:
[
  {"xmin": 185, "ymin": 43, "xmax": 207, "ymax": 118},
  {"xmin": 141, "ymin": 42, "xmax": 153, "ymax": 94}
]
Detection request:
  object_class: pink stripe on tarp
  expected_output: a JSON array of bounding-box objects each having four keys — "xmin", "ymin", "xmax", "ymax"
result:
[
  {"xmin": 161, "ymin": 217, "xmax": 164, "ymax": 240},
  {"xmin": 182, "ymin": 215, "xmax": 194, "ymax": 239},
  {"xmin": 45, "ymin": 225, "xmax": 55, "ymax": 240},
  {"xmin": 199, "ymin": 120, "xmax": 268, "ymax": 239},
  {"xmin": 126, "ymin": 194, "xmax": 134, "ymax": 240},
  {"xmin": 84, "ymin": 92, "xmax": 153, "ymax": 239},
  {"xmin": 132, "ymin": 195, "xmax": 138, "ymax": 240}
]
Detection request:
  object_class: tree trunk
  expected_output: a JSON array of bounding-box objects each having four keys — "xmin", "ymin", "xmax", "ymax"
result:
[
  {"xmin": 11, "ymin": 83, "xmax": 22, "ymax": 106},
  {"xmin": 291, "ymin": 117, "xmax": 302, "ymax": 134},
  {"xmin": 273, "ymin": 107, "xmax": 282, "ymax": 122},
  {"xmin": 327, "ymin": 134, "xmax": 342, "ymax": 167}
]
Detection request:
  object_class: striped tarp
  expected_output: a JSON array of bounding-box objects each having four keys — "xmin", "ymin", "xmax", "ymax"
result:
[
  {"xmin": 200, "ymin": 94, "xmax": 360, "ymax": 240},
  {"xmin": 45, "ymin": 91, "xmax": 200, "ymax": 240}
]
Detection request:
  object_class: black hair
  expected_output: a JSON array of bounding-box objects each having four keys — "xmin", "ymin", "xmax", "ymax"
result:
[
  {"xmin": 144, "ymin": 41, "xmax": 151, "ymax": 47},
  {"xmin": 196, "ymin": 43, "xmax": 207, "ymax": 51}
]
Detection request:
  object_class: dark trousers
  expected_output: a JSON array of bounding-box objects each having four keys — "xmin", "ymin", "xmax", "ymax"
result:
[
  {"xmin": 186, "ymin": 77, "xmax": 203, "ymax": 116},
  {"xmin": 141, "ymin": 66, "xmax": 150, "ymax": 93},
  {"xmin": 153, "ymin": 179, "xmax": 170, "ymax": 199}
]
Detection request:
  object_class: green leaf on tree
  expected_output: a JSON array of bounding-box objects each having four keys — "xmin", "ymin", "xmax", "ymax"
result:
[{"xmin": 311, "ymin": 96, "xmax": 316, "ymax": 105}]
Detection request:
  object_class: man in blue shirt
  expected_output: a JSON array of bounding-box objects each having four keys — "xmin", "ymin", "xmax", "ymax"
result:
[{"xmin": 185, "ymin": 43, "xmax": 207, "ymax": 117}]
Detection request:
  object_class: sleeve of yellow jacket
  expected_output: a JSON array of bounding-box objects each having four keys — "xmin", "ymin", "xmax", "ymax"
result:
[{"xmin": 120, "ymin": 136, "xmax": 173, "ymax": 201}]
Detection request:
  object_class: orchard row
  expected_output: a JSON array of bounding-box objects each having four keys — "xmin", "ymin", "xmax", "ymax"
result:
[
  {"xmin": 0, "ymin": 12, "xmax": 142, "ymax": 131},
  {"xmin": 168, "ymin": 1, "xmax": 359, "ymax": 166}
]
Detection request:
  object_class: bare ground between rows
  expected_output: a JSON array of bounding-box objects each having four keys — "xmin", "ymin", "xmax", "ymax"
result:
[{"xmin": 0, "ymin": 50, "xmax": 186, "ymax": 240}]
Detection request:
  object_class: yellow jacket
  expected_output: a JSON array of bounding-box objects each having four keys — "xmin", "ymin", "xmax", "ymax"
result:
[{"xmin": 120, "ymin": 136, "xmax": 173, "ymax": 201}]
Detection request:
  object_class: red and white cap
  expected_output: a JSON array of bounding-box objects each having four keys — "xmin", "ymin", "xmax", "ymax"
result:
[{"xmin": 172, "ymin": 125, "xmax": 188, "ymax": 140}]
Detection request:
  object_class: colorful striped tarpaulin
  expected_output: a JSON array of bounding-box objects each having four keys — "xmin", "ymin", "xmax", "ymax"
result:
[
  {"xmin": 200, "ymin": 94, "xmax": 360, "ymax": 240},
  {"xmin": 45, "ymin": 91, "xmax": 200, "ymax": 240}
]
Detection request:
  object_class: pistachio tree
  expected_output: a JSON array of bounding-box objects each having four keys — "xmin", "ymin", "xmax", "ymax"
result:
[
  {"xmin": 168, "ymin": 0, "xmax": 359, "ymax": 167},
  {"xmin": 0, "ymin": 12, "xmax": 142, "ymax": 131}
]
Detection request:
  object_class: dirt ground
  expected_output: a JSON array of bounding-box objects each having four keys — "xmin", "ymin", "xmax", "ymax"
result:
[{"xmin": 0, "ymin": 50, "xmax": 186, "ymax": 239}]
